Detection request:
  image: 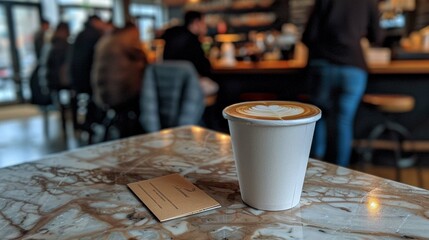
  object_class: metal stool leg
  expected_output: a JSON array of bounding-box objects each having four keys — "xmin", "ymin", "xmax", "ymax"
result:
[
  {"xmin": 389, "ymin": 129, "xmax": 402, "ymax": 181},
  {"xmin": 386, "ymin": 120, "xmax": 412, "ymax": 139},
  {"xmin": 416, "ymin": 156, "xmax": 424, "ymax": 188},
  {"xmin": 386, "ymin": 120, "xmax": 419, "ymax": 183},
  {"xmin": 362, "ymin": 123, "xmax": 387, "ymax": 163},
  {"xmin": 362, "ymin": 120, "xmax": 416, "ymax": 183}
]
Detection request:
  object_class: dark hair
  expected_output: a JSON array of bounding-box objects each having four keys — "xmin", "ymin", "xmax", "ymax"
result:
[
  {"xmin": 41, "ymin": 18, "xmax": 49, "ymax": 25},
  {"xmin": 88, "ymin": 15, "xmax": 101, "ymax": 22},
  {"xmin": 124, "ymin": 19, "xmax": 137, "ymax": 29},
  {"xmin": 51, "ymin": 22, "xmax": 69, "ymax": 42},
  {"xmin": 85, "ymin": 15, "xmax": 102, "ymax": 27},
  {"xmin": 53, "ymin": 22, "xmax": 69, "ymax": 37},
  {"xmin": 112, "ymin": 21, "xmax": 137, "ymax": 34},
  {"xmin": 184, "ymin": 11, "xmax": 202, "ymax": 28},
  {"xmin": 55, "ymin": 22, "xmax": 69, "ymax": 31}
]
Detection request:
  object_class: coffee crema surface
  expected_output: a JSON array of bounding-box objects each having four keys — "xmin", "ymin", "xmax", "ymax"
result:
[{"xmin": 224, "ymin": 101, "xmax": 321, "ymax": 121}]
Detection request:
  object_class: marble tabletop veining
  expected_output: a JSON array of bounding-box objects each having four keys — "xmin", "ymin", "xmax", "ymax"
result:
[{"xmin": 0, "ymin": 126, "xmax": 428, "ymax": 239}]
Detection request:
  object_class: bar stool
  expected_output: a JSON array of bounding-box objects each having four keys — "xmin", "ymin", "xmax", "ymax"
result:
[{"xmin": 361, "ymin": 94, "xmax": 421, "ymax": 184}]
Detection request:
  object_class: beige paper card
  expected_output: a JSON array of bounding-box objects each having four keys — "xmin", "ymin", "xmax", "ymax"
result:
[{"xmin": 128, "ymin": 173, "xmax": 221, "ymax": 222}]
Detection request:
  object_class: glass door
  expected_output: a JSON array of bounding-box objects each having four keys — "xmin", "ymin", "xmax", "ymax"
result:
[
  {"xmin": 0, "ymin": 2, "xmax": 41, "ymax": 104},
  {"xmin": 130, "ymin": 2, "xmax": 164, "ymax": 42},
  {"xmin": 136, "ymin": 15, "xmax": 156, "ymax": 42},
  {"xmin": 12, "ymin": 5, "xmax": 40, "ymax": 101},
  {"xmin": 0, "ymin": 6, "xmax": 16, "ymax": 103}
]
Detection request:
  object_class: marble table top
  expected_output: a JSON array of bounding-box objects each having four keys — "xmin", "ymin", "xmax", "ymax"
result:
[{"xmin": 1, "ymin": 126, "xmax": 428, "ymax": 239}]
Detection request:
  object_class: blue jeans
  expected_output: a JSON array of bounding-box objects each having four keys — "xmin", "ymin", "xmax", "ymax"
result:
[{"xmin": 308, "ymin": 60, "xmax": 367, "ymax": 167}]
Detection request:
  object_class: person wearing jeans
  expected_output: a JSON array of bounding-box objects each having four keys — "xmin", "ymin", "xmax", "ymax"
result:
[
  {"xmin": 302, "ymin": 0, "xmax": 381, "ymax": 166},
  {"xmin": 308, "ymin": 60, "xmax": 367, "ymax": 166}
]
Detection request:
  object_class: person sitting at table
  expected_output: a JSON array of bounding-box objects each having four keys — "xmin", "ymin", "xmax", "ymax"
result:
[
  {"xmin": 91, "ymin": 22, "xmax": 148, "ymax": 139},
  {"xmin": 161, "ymin": 10, "xmax": 218, "ymax": 97}
]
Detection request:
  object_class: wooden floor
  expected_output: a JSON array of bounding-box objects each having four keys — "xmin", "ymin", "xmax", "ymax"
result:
[
  {"xmin": 350, "ymin": 164, "xmax": 429, "ymax": 190},
  {"xmin": 0, "ymin": 104, "xmax": 427, "ymax": 190}
]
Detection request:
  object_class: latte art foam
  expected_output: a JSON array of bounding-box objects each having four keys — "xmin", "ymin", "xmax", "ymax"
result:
[
  {"xmin": 241, "ymin": 105, "xmax": 304, "ymax": 118},
  {"xmin": 224, "ymin": 101, "xmax": 321, "ymax": 121}
]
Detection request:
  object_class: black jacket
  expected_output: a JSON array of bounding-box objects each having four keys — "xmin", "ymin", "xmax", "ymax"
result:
[
  {"xmin": 302, "ymin": 0, "xmax": 382, "ymax": 70},
  {"xmin": 69, "ymin": 24, "xmax": 102, "ymax": 94},
  {"xmin": 162, "ymin": 26, "xmax": 211, "ymax": 78},
  {"xmin": 44, "ymin": 37, "xmax": 70, "ymax": 90},
  {"xmin": 34, "ymin": 29, "xmax": 46, "ymax": 61}
]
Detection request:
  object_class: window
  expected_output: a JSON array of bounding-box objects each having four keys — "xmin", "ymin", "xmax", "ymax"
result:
[
  {"xmin": 57, "ymin": 0, "xmax": 113, "ymax": 7},
  {"xmin": 130, "ymin": 3, "xmax": 165, "ymax": 41}
]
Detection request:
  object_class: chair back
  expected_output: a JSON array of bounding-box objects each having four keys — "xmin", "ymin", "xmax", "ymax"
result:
[{"xmin": 140, "ymin": 61, "xmax": 204, "ymax": 132}]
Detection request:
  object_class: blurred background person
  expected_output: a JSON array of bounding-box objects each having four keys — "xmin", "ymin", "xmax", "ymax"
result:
[
  {"xmin": 91, "ymin": 22, "xmax": 148, "ymax": 139},
  {"xmin": 39, "ymin": 22, "xmax": 70, "ymax": 93},
  {"xmin": 38, "ymin": 22, "xmax": 71, "ymax": 136},
  {"xmin": 68, "ymin": 15, "xmax": 108, "ymax": 134},
  {"xmin": 161, "ymin": 10, "xmax": 218, "ymax": 97},
  {"xmin": 302, "ymin": 0, "xmax": 382, "ymax": 167},
  {"xmin": 30, "ymin": 18, "xmax": 51, "ymax": 107},
  {"xmin": 69, "ymin": 15, "xmax": 107, "ymax": 96},
  {"xmin": 33, "ymin": 18, "xmax": 50, "ymax": 63},
  {"xmin": 161, "ymin": 10, "xmax": 219, "ymax": 129}
]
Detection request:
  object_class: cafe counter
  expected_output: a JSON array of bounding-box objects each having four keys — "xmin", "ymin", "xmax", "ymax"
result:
[
  {"xmin": 0, "ymin": 126, "xmax": 428, "ymax": 239},
  {"xmin": 210, "ymin": 59, "xmax": 429, "ymax": 140},
  {"xmin": 212, "ymin": 59, "xmax": 429, "ymax": 74}
]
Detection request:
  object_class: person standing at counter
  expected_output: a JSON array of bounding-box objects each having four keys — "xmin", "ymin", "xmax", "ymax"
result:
[{"xmin": 302, "ymin": 0, "xmax": 382, "ymax": 166}]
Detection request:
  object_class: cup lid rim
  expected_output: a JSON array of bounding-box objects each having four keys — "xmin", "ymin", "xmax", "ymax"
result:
[{"xmin": 222, "ymin": 101, "xmax": 322, "ymax": 126}]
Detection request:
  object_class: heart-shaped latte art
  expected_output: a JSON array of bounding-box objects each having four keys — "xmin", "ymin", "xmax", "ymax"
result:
[{"xmin": 240, "ymin": 105, "xmax": 304, "ymax": 118}]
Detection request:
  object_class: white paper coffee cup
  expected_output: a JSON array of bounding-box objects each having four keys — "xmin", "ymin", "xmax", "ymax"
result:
[{"xmin": 223, "ymin": 101, "xmax": 321, "ymax": 211}]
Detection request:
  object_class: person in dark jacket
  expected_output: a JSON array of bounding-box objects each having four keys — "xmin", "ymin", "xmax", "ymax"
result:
[
  {"xmin": 34, "ymin": 18, "xmax": 50, "ymax": 62},
  {"xmin": 69, "ymin": 15, "xmax": 106, "ymax": 95},
  {"xmin": 39, "ymin": 22, "xmax": 70, "ymax": 136},
  {"xmin": 40, "ymin": 22, "xmax": 70, "ymax": 92},
  {"xmin": 162, "ymin": 11, "xmax": 211, "ymax": 79},
  {"xmin": 162, "ymin": 11, "xmax": 218, "ymax": 97},
  {"xmin": 302, "ymin": 0, "xmax": 382, "ymax": 167},
  {"xmin": 30, "ymin": 18, "xmax": 51, "ymax": 106},
  {"xmin": 68, "ymin": 15, "xmax": 107, "ymax": 133}
]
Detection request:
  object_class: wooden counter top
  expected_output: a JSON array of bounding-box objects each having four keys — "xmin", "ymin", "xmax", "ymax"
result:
[
  {"xmin": 212, "ymin": 59, "xmax": 429, "ymax": 75},
  {"xmin": 212, "ymin": 60, "xmax": 305, "ymax": 74},
  {"xmin": 369, "ymin": 60, "xmax": 429, "ymax": 74}
]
